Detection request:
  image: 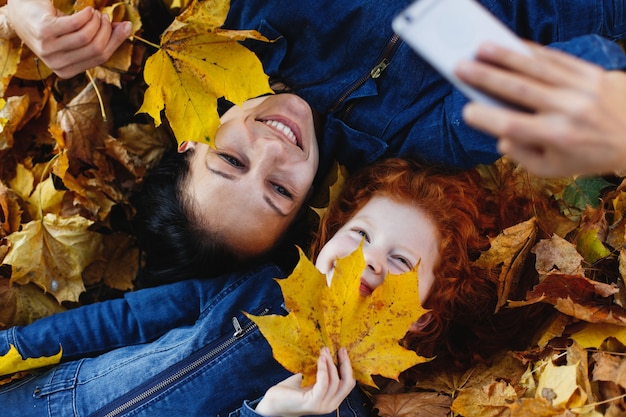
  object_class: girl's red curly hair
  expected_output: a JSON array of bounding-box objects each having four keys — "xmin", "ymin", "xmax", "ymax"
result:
[{"xmin": 310, "ymin": 157, "xmax": 498, "ymax": 364}]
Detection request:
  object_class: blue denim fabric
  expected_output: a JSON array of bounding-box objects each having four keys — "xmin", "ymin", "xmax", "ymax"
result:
[
  {"xmin": 0, "ymin": 264, "xmax": 372, "ymax": 417},
  {"xmin": 224, "ymin": 0, "xmax": 626, "ymax": 173}
]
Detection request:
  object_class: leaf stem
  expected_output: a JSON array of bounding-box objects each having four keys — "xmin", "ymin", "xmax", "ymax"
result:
[
  {"xmin": 132, "ymin": 35, "xmax": 161, "ymax": 50},
  {"xmin": 569, "ymin": 392, "xmax": 626, "ymax": 413},
  {"xmin": 86, "ymin": 70, "xmax": 107, "ymax": 122}
]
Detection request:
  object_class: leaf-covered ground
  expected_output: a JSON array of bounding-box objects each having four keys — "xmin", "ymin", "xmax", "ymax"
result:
[{"xmin": 1, "ymin": 1, "xmax": 625, "ymax": 415}]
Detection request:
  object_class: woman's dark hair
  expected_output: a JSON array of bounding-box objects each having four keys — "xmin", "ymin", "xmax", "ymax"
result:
[{"xmin": 131, "ymin": 149, "xmax": 246, "ymax": 285}]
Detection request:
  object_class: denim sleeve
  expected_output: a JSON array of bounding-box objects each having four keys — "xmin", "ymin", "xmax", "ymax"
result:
[
  {"xmin": 229, "ymin": 399, "xmax": 268, "ymax": 417},
  {"xmin": 0, "ymin": 280, "xmax": 204, "ymax": 362}
]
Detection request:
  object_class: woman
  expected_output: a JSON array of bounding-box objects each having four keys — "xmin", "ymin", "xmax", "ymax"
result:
[{"xmin": 0, "ymin": 158, "xmax": 499, "ymax": 416}]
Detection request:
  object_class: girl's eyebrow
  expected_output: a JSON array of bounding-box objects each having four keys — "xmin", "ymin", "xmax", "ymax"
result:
[{"xmin": 207, "ymin": 166, "xmax": 287, "ymax": 217}]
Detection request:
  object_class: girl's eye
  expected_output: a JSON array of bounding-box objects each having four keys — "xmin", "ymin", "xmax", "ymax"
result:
[
  {"xmin": 272, "ymin": 183, "xmax": 293, "ymax": 199},
  {"xmin": 393, "ymin": 256, "xmax": 413, "ymax": 270},
  {"xmin": 354, "ymin": 229, "xmax": 370, "ymax": 243},
  {"xmin": 219, "ymin": 153, "xmax": 244, "ymax": 168}
]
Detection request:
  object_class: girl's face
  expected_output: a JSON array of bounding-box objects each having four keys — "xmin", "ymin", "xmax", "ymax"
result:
[
  {"xmin": 184, "ymin": 94, "xmax": 319, "ymax": 257},
  {"xmin": 315, "ymin": 196, "xmax": 440, "ymax": 303}
]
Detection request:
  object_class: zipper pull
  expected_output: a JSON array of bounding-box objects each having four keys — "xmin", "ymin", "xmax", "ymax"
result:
[
  {"xmin": 370, "ymin": 58, "xmax": 390, "ymax": 79},
  {"xmin": 232, "ymin": 317, "xmax": 244, "ymax": 338}
]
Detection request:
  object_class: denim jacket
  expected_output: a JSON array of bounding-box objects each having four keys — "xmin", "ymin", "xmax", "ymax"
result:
[
  {"xmin": 224, "ymin": 0, "xmax": 626, "ymax": 173},
  {"xmin": 0, "ymin": 264, "xmax": 372, "ymax": 417}
]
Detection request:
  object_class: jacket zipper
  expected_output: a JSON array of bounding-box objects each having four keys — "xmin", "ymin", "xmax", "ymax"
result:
[
  {"xmin": 328, "ymin": 33, "xmax": 401, "ymax": 113},
  {"xmin": 90, "ymin": 308, "xmax": 270, "ymax": 417}
]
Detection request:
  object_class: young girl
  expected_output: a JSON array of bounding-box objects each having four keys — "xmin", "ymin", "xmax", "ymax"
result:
[{"xmin": 0, "ymin": 158, "xmax": 498, "ymax": 416}]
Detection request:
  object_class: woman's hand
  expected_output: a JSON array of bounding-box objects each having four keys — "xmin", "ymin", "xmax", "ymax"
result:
[
  {"xmin": 255, "ymin": 347, "xmax": 356, "ymax": 417},
  {"xmin": 456, "ymin": 41, "xmax": 626, "ymax": 177},
  {"xmin": 7, "ymin": 0, "xmax": 132, "ymax": 78}
]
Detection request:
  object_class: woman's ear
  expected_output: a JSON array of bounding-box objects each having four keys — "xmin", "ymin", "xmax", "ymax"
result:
[{"xmin": 178, "ymin": 141, "xmax": 197, "ymax": 153}]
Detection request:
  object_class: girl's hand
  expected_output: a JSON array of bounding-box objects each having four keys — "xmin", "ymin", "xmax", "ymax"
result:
[
  {"xmin": 7, "ymin": 0, "xmax": 132, "ymax": 78},
  {"xmin": 456, "ymin": 41, "xmax": 626, "ymax": 177},
  {"xmin": 255, "ymin": 347, "xmax": 356, "ymax": 417}
]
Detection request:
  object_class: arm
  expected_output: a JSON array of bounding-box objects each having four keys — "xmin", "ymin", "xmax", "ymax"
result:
[
  {"xmin": 249, "ymin": 348, "xmax": 355, "ymax": 417},
  {"xmin": 0, "ymin": 279, "xmax": 204, "ymax": 365},
  {"xmin": 6, "ymin": 0, "xmax": 132, "ymax": 79},
  {"xmin": 455, "ymin": 40, "xmax": 626, "ymax": 177}
]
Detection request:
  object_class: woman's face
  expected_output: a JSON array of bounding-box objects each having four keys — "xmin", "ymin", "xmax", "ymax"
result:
[
  {"xmin": 183, "ymin": 94, "xmax": 319, "ymax": 257},
  {"xmin": 315, "ymin": 196, "xmax": 440, "ymax": 303}
]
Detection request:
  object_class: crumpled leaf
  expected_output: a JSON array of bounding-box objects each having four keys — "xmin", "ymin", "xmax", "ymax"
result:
[
  {"xmin": 138, "ymin": 0, "xmax": 273, "ymax": 148},
  {"xmin": 450, "ymin": 380, "xmax": 518, "ymax": 417},
  {"xmin": 82, "ymin": 232, "xmax": 138, "ymax": 291},
  {"xmin": 0, "ymin": 280, "xmax": 65, "ymax": 329},
  {"xmin": 532, "ymin": 234, "xmax": 585, "ymax": 277},
  {"xmin": 508, "ymin": 274, "xmax": 626, "ymax": 325},
  {"xmin": 0, "ymin": 36, "xmax": 20, "ymax": 96},
  {"xmin": 474, "ymin": 217, "xmax": 537, "ymax": 310},
  {"xmin": 0, "ymin": 94, "xmax": 29, "ymax": 151},
  {"xmin": 0, "ymin": 344, "xmax": 62, "ymax": 377},
  {"xmin": 247, "ymin": 246, "xmax": 428, "ymax": 388},
  {"xmin": 373, "ymin": 392, "xmax": 452, "ymax": 417},
  {"xmin": 4, "ymin": 213, "xmax": 103, "ymax": 303}
]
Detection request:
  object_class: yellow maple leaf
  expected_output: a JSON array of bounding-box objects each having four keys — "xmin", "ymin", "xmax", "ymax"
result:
[
  {"xmin": 0, "ymin": 344, "xmax": 62, "ymax": 377},
  {"xmin": 247, "ymin": 246, "xmax": 429, "ymax": 388},
  {"xmin": 138, "ymin": 0, "xmax": 273, "ymax": 148},
  {"xmin": 4, "ymin": 213, "xmax": 103, "ymax": 303}
]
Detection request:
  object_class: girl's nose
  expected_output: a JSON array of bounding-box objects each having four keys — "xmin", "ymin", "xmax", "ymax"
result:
[{"xmin": 363, "ymin": 246, "xmax": 385, "ymax": 276}]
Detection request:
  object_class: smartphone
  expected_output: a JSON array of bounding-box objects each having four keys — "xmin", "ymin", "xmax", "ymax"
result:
[{"xmin": 392, "ymin": 0, "xmax": 531, "ymax": 107}]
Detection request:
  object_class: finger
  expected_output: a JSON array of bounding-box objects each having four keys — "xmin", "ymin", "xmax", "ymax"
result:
[
  {"xmin": 42, "ymin": 7, "xmax": 96, "ymax": 40},
  {"xmin": 103, "ymin": 21, "xmax": 133, "ymax": 55},
  {"xmin": 473, "ymin": 42, "xmax": 599, "ymax": 90},
  {"xmin": 311, "ymin": 348, "xmax": 332, "ymax": 399},
  {"xmin": 50, "ymin": 9, "xmax": 106, "ymax": 53},
  {"xmin": 456, "ymin": 61, "xmax": 560, "ymax": 111}
]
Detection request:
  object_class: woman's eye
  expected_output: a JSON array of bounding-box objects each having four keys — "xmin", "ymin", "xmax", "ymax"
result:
[
  {"xmin": 272, "ymin": 183, "xmax": 293, "ymax": 199},
  {"xmin": 219, "ymin": 153, "xmax": 244, "ymax": 168}
]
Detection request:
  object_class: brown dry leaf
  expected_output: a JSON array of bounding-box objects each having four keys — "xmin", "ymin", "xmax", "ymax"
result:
[
  {"xmin": 138, "ymin": 0, "xmax": 273, "ymax": 148},
  {"xmin": 591, "ymin": 352, "xmax": 626, "ymax": 389},
  {"xmin": 508, "ymin": 397, "xmax": 567, "ymax": 417},
  {"xmin": 451, "ymin": 380, "xmax": 519, "ymax": 417},
  {"xmin": 55, "ymin": 82, "xmax": 110, "ymax": 167},
  {"xmin": 82, "ymin": 232, "xmax": 138, "ymax": 291},
  {"xmin": 0, "ymin": 94, "xmax": 29, "ymax": 151},
  {"xmin": 14, "ymin": 45, "xmax": 54, "ymax": 81},
  {"xmin": 4, "ymin": 213, "xmax": 103, "ymax": 303},
  {"xmin": 474, "ymin": 217, "xmax": 537, "ymax": 310},
  {"xmin": 508, "ymin": 274, "xmax": 626, "ymax": 325},
  {"xmin": 0, "ymin": 280, "xmax": 65, "ymax": 329},
  {"xmin": 114, "ymin": 123, "xmax": 172, "ymax": 170},
  {"xmin": 0, "ymin": 182, "xmax": 22, "ymax": 236},
  {"xmin": 532, "ymin": 235, "xmax": 585, "ymax": 277},
  {"xmin": 373, "ymin": 392, "xmax": 452, "ymax": 417},
  {"xmin": 247, "ymin": 246, "xmax": 428, "ymax": 387},
  {"xmin": 0, "ymin": 36, "xmax": 20, "ymax": 96}
]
